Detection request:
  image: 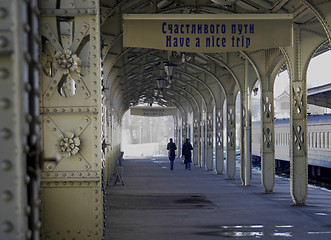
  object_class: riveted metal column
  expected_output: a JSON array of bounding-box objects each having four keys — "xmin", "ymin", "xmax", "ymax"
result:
[
  {"xmin": 101, "ymin": 102, "xmax": 110, "ymax": 184},
  {"xmin": 205, "ymin": 112, "xmax": 213, "ymax": 171},
  {"xmin": 175, "ymin": 123, "xmax": 180, "ymax": 158},
  {"xmin": 27, "ymin": 1, "xmax": 43, "ymax": 238},
  {"xmin": 183, "ymin": 121, "xmax": 188, "ymax": 140},
  {"xmin": 215, "ymin": 108, "xmax": 224, "ymax": 174},
  {"xmin": 104, "ymin": 107, "xmax": 111, "ymax": 182},
  {"xmin": 226, "ymin": 96, "xmax": 236, "ymax": 179},
  {"xmin": 193, "ymin": 118, "xmax": 200, "ymax": 165},
  {"xmin": 289, "ymin": 25, "xmax": 308, "ymax": 205},
  {"xmin": 1, "ymin": 1, "xmax": 41, "ymax": 239},
  {"xmin": 260, "ymin": 88, "xmax": 275, "ymax": 193},
  {"xmin": 200, "ymin": 117, "xmax": 206, "ymax": 168},
  {"xmin": 39, "ymin": 1, "xmax": 104, "ymax": 238},
  {"xmin": 241, "ymin": 59, "xmax": 252, "ymax": 186}
]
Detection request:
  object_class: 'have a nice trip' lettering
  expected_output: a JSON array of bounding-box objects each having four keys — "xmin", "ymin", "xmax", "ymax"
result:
[{"xmin": 162, "ymin": 23, "xmax": 255, "ymax": 49}]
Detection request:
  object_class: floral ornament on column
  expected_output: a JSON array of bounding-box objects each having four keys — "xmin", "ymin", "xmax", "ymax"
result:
[
  {"xmin": 54, "ymin": 49, "xmax": 81, "ymax": 74},
  {"xmin": 57, "ymin": 132, "xmax": 81, "ymax": 157}
]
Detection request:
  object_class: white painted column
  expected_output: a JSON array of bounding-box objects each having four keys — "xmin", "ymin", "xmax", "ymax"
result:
[
  {"xmin": 226, "ymin": 96, "xmax": 236, "ymax": 179},
  {"xmin": 289, "ymin": 25, "xmax": 308, "ymax": 205},
  {"xmin": 260, "ymin": 89, "xmax": 275, "ymax": 193},
  {"xmin": 193, "ymin": 119, "xmax": 199, "ymax": 165},
  {"xmin": 241, "ymin": 59, "xmax": 252, "ymax": 186},
  {"xmin": 205, "ymin": 112, "xmax": 213, "ymax": 170},
  {"xmin": 200, "ymin": 119, "xmax": 205, "ymax": 168},
  {"xmin": 215, "ymin": 108, "xmax": 224, "ymax": 174}
]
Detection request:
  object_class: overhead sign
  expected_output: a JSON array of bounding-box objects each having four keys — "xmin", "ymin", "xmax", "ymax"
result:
[
  {"xmin": 130, "ymin": 106, "xmax": 177, "ymax": 117},
  {"xmin": 123, "ymin": 14, "xmax": 293, "ymax": 52}
]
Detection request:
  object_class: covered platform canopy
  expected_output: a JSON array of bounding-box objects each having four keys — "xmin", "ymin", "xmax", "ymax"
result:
[{"xmin": 308, "ymin": 83, "xmax": 331, "ymax": 109}]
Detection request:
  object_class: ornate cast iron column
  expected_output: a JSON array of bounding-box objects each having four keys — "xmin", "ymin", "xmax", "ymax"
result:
[
  {"xmin": 200, "ymin": 117, "xmax": 206, "ymax": 168},
  {"xmin": 215, "ymin": 108, "xmax": 224, "ymax": 174},
  {"xmin": 193, "ymin": 118, "xmax": 200, "ymax": 165},
  {"xmin": 241, "ymin": 59, "xmax": 252, "ymax": 186},
  {"xmin": 284, "ymin": 25, "xmax": 308, "ymax": 205},
  {"xmin": 226, "ymin": 96, "xmax": 236, "ymax": 179},
  {"xmin": 39, "ymin": 1, "xmax": 104, "ymax": 238},
  {"xmin": 205, "ymin": 112, "xmax": 213, "ymax": 170},
  {"xmin": 260, "ymin": 87, "xmax": 275, "ymax": 193}
]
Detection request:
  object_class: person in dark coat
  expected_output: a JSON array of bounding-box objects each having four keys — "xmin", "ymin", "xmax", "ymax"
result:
[
  {"xmin": 182, "ymin": 138, "xmax": 193, "ymax": 170},
  {"xmin": 167, "ymin": 138, "xmax": 177, "ymax": 170}
]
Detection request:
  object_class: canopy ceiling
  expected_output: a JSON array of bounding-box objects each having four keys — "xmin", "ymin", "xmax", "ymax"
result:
[{"xmin": 100, "ymin": 0, "xmax": 330, "ymax": 118}]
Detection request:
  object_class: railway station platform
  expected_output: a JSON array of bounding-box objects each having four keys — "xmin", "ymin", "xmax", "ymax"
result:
[{"xmin": 105, "ymin": 157, "xmax": 331, "ymax": 240}]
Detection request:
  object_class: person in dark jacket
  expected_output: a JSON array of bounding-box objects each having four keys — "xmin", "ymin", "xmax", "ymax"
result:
[
  {"xmin": 182, "ymin": 138, "xmax": 193, "ymax": 170},
  {"xmin": 167, "ymin": 138, "xmax": 177, "ymax": 170}
]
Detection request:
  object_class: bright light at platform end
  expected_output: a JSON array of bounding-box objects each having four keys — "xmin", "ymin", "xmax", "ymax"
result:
[{"xmin": 121, "ymin": 110, "xmax": 174, "ymax": 158}]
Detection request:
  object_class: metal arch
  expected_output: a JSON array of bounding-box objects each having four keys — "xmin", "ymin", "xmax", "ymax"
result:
[
  {"xmin": 101, "ymin": 50, "xmax": 226, "ymax": 112},
  {"xmin": 301, "ymin": 38, "xmax": 330, "ymax": 83},
  {"xmin": 117, "ymin": 78, "xmax": 204, "ymax": 126},
  {"xmin": 203, "ymin": 52, "xmax": 246, "ymax": 102},
  {"xmin": 168, "ymin": 86, "xmax": 202, "ymax": 117},
  {"xmin": 241, "ymin": 50, "xmax": 278, "ymax": 92},
  {"xmin": 269, "ymin": 57, "xmax": 287, "ymax": 90},
  {"xmin": 103, "ymin": 47, "xmax": 160, "ymax": 71},
  {"xmin": 301, "ymin": 0, "xmax": 331, "ymax": 45},
  {"xmin": 278, "ymin": 23, "xmax": 329, "ymax": 205},
  {"xmin": 118, "ymin": 71, "xmax": 209, "ymax": 112},
  {"xmin": 110, "ymin": 84, "xmax": 125, "ymax": 115},
  {"xmin": 198, "ymin": 53, "xmax": 235, "ymax": 98},
  {"xmin": 166, "ymin": 89, "xmax": 195, "ymax": 117},
  {"xmin": 118, "ymin": 87, "xmax": 192, "ymax": 120},
  {"xmin": 159, "ymin": 5, "xmax": 235, "ymax": 14},
  {"xmin": 159, "ymin": 93, "xmax": 189, "ymax": 123},
  {"xmin": 109, "ymin": 51, "xmax": 222, "ymax": 96},
  {"xmin": 172, "ymin": 79, "xmax": 206, "ymax": 114},
  {"xmin": 101, "ymin": 50, "xmax": 238, "ymax": 119},
  {"xmin": 119, "ymin": 77, "xmax": 205, "ymax": 115},
  {"xmin": 182, "ymin": 63, "xmax": 216, "ymax": 109},
  {"xmin": 281, "ymin": 28, "xmax": 328, "ymax": 86},
  {"xmin": 104, "ymin": 48, "xmax": 225, "ymax": 104},
  {"xmin": 119, "ymin": 79, "xmax": 206, "ymax": 116},
  {"xmin": 110, "ymin": 61, "xmax": 215, "ymax": 105},
  {"xmin": 101, "ymin": 32, "xmax": 124, "ymax": 62}
]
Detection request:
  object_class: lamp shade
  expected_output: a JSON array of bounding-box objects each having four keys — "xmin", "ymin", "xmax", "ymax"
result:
[{"xmin": 164, "ymin": 62, "xmax": 176, "ymax": 80}]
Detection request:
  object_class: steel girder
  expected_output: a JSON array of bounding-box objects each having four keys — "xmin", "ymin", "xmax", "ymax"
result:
[{"xmin": 0, "ymin": 1, "xmax": 41, "ymax": 239}]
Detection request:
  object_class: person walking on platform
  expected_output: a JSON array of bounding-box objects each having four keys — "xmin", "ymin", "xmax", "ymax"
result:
[
  {"xmin": 167, "ymin": 138, "xmax": 177, "ymax": 170},
  {"xmin": 182, "ymin": 138, "xmax": 193, "ymax": 170}
]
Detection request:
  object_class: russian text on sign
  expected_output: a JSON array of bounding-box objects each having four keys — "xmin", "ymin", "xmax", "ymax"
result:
[{"xmin": 123, "ymin": 14, "xmax": 293, "ymax": 53}]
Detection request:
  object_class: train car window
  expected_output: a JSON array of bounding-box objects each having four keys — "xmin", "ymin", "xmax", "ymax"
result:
[
  {"xmin": 282, "ymin": 133, "xmax": 284, "ymax": 145},
  {"xmin": 327, "ymin": 132, "xmax": 330, "ymax": 148},
  {"xmin": 308, "ymin": 132, "xmax": 310, "ymax": 148},
  {"xmin": 322, "ymin": 132, "xmax": 325, "ymax": 148},
  {"xmin": 315, "ymin": 132, "xmax": 318, "ymax": 148}
]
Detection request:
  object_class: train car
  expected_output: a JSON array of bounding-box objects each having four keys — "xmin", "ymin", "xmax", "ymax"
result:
[{"xmin": 252, "ymin": 114, "xmax": 331, "ymax": 187}]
